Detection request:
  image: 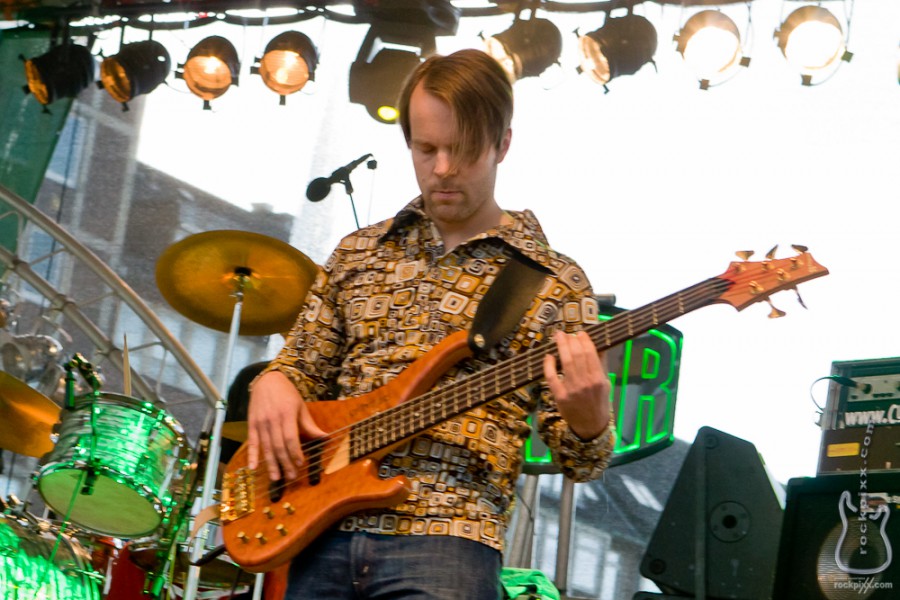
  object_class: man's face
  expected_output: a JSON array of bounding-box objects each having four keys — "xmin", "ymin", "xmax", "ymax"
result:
[{"xmin": 407, "ymin": 83, "xmax": 511, "ymax": 232}]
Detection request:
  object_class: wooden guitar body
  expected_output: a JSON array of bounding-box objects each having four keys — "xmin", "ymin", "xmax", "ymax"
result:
[{"xmin": 221, "ymin": 330, "xmax": 473, "ymax": 572}]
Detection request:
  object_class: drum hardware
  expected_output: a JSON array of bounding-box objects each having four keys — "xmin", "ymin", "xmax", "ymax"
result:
[
  {"xmin": 66, "ymin": 352, "xmax": 103, "ymax": 398},
  {"xmin": 0, "ymin": 330, "xmax": 66, "ymax": 398},
  {"xmin": 118, "ymin": 418, "xmax": 252, "ymax": 599},
  {"xmin": 155, "ymin": 230, "xmax": 317, "ymax": 600},
  {"xmin": 36, "ymin": 354, "xmax": 190, "ymax": 538}
]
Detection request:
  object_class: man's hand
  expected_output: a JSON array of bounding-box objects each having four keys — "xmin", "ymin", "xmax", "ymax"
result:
[
  {"xmin": 247, "ymin": 370, "xmax": 326, "ymax": 481},
  {"xmin": 543, "ymin": 330, "xmax": 611, "ymax": 440}
]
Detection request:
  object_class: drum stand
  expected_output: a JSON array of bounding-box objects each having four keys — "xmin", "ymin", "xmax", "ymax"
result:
[
  {"xmin": 154, "ymin": 230, "xmax": 317, "ymax": 600},
  {"xmin": 183, "ymin": 275, "xmax": 264, "ymax": 600}
]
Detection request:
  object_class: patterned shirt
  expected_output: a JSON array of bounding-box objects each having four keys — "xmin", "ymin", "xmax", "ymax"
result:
[{"xmin": 266, "ymin": 196, "xmax": 615, "ymax": 552}]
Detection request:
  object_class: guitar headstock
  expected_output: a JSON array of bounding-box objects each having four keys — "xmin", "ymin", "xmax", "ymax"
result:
[{"xmin": 715, "ymin": 245, "xmax": 829, "ymax": 314}]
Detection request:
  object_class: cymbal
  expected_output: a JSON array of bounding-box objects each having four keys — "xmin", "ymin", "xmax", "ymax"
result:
[
  {"xmin": 0, "ymin": 371, "xmax": 59, "ymax": 457},
  {"xmin": 221, "ymin": 421, "xmax": 248, "ymax": 443},
  {"xmin": 156, "ymin": 230, "xmax": 318, "ymax": 336}
]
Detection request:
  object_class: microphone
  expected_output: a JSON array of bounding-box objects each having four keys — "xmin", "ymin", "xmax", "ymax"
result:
[{"xmin": 306, "ymin": 153, "xmax": 374, "ymax": 202}]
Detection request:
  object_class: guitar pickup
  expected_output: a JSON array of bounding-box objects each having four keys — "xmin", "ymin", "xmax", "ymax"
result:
[{"xmin": 220, "ymin": 467, "xmax": 254, "ymax": 523}]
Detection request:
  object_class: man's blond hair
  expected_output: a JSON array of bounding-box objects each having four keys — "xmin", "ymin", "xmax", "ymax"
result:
[{"xmin": 398, "ymin": 49, "xmax": 513, "ymax": 168}]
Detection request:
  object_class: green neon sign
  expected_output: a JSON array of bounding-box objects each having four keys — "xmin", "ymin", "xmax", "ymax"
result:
[{"xmin": 523, "ymin": 308, "xmax": 683, "ymax": 471}]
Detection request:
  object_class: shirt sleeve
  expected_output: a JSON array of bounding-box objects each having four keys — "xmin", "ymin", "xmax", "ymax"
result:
[
  {"xmin": 257, "ymin": 251, "xmax": 346, "ymax": 402},
  {"xmin": 535, "ymin": 277, "xmax": 616, "ymax": 483}
]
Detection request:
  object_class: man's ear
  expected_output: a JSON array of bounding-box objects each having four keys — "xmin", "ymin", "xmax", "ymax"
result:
[{"xmin": 497, "ymin": 128, "xmax": 512, "ymax": 163}]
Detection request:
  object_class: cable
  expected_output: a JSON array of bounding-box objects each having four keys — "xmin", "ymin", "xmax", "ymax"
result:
[{"xmin": 808, "ymin": 374, "xmax": 871, "ymax": 414}]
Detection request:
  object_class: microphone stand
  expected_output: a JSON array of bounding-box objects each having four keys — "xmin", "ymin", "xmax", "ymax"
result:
[
  {"xmin": 335, "ymin": 169, "xmax": 362, "ymax": 230},
  {"xmin": 306, "ymin": 154, "xmax": 376, "ymax": 229}
]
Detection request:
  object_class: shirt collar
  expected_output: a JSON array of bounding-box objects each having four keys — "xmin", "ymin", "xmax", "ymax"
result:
[{"xmin": 380, "ymin": 196, "xmax": 558, "ymax": 270}]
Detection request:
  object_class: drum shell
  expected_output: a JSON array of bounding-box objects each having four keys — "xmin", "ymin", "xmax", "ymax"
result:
[
  {"xmin": 35, "ymin": 393, "xmax": 187, "ymax": 538},
  {"xmin": 0, "ymin": 513, "xmax": 101, "ymax": 599}
]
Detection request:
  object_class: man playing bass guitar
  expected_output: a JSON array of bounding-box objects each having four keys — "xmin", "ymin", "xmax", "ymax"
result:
[{"xmin": 245, "ymin": 48, "xmax": 616, "ymax": 599}]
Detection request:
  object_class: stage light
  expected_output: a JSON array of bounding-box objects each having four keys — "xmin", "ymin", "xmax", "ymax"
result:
[
  {"xmin": 23, "ymin": 43, "xmax": 95, "ymax": 106},
  {"xmin": 485, "ymin": 16, "xmax": 562, "ymax": 81},
  {"xmin": 349, "ymin": 24, "xmax": 434, "ymax": 124},
  {"xmin": 775, "ymin": 5, "xmax": 850, "ymax": 85},
  {"xmin": 350, "ymin": 48, "xmax": 420, "ymax": 123},
  {"xmin": 251, "ymin": 31, "xmax": 318, "ymax": 105},
  {"xmin": 99, "ymin": 40, "xmax": 171, "ymax": 109},
  {"xmin": 675, "ymin": 10, "xmax": 748, "ymax": 89},
  {"xmin": 179, "ymin": 35, "xmax": 240, "ymax": 109},
  {"xmin": 577, "ymin": 14, "xmax": 657, "ymax": 89}
]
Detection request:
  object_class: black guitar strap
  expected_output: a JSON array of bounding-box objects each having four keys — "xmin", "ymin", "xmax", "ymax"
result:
[{"xmin": 468, "ymin": 252, "xmax": 550, "ymax": 354}]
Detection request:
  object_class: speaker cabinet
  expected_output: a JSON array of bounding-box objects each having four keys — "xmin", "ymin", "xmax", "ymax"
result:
[
  {"xmin": 640, "ymin": 427, "xmax": 783, "ymax": 599},
  {"xmin": 774, "ymin": 472, "xmax": 900, "ymax": 600}
]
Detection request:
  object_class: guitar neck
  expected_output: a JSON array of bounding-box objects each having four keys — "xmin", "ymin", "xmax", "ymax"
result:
[{"xmin": 348, "ymin": 276, "xmax": 729, "ymax": 460}]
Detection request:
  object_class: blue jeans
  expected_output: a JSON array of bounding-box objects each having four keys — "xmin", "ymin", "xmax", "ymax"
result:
[{"xmin": 284, "ymin": 530, "xmax": 503, "ymax": 599}]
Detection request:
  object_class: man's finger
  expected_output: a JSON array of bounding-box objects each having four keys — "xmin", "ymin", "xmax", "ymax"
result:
[
  {"xmin": 544, "ymin": 350, "xmax": 566, "ymax": 401},
  {"xmin": 247, "ymin": 424, "xmax": 260, "ymax": 470},
  {"xmin": 281, "ymin": 415, "xmax": 305, "ymax": 469},
  {"xmin": 258, "ymin": 426, "xmax": 283, "ymax": 481}
]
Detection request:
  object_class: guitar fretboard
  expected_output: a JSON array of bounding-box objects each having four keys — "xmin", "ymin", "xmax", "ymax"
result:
[{"xmin": 349, "ymin": 277, "xmax": 730, "ymax": 460}]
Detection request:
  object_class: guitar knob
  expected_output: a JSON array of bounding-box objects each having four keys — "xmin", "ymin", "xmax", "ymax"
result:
[
  {"xmin": 263, "ymin": 507, "xmax": 274, "ymax": 519},
  {"xmin": 276, "ymin": 524, "xmax": 288, "ymax": 536},
  {"xmin": 282, "ymin": 502, "xmax": 295, "ymax": 514},
  {"xmin": 255, "ymin": 532, "xmax": 268, "ymax": 545},
  {"xmin": 237, "ymin": 532, "xmax": 249, "ymax": 544}
]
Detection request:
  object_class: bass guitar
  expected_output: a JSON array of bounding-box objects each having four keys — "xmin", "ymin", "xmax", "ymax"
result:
[{"xmin": 220, "ymin": 248, "xmax": 828, "ymax": 572}]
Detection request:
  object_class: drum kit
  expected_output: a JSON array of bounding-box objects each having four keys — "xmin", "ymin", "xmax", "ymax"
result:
[{"xmin": 0, "ymin": 231, "xmax": 317, "ymax": 600}]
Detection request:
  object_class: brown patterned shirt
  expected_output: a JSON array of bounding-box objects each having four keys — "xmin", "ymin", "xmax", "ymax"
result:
[{"xmin": 266, "ymin": 196, "xmax": 615, "ymax": 552}]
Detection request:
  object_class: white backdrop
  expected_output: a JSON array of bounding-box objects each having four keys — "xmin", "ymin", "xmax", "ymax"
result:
[{"xmin": 128, "ymin": 0, "xmax": 900, "ymax": 484}]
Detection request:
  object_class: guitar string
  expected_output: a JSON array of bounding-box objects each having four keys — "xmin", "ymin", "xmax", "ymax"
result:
[
  {"xmin": 241, "ymin": 277, "xmax": 721, "ymax": 495},
  {"xmin": 242, "ymin": 276, "xmax": 736, "ymax": 497},
  {"xmin": 240, "ymin": 263, "xmax": 810, "ymax": 498},
  {"xmin": 242, "ymin": 273, "xmax": 763, "ymax": 495},
  {"xmin": 351, "ymin": 277, "xmax": 731, "ymax": 459}
]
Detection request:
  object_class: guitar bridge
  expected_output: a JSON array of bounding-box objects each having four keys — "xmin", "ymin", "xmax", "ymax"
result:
[{"xmin": 220, "ymin": 467, "xmax": 254, "ymax": 522}]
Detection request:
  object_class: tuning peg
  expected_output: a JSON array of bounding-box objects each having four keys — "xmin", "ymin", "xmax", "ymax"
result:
[
  {"xmin": 766, "ymin": 299, "xmax": 786, "ymax": 319},
  {"xmin": 791, "ymin": 244, "xmax": 808, "ymax": 253},
  {"xmin": 765, "ymin": 245, "xmax": 779, "ymax": 260},
  {"xmin": 736, "ymin": 250, "xmax": 754, "ymax": 261},
  {"xmin": 793, "ymin": 287, "xmax": 808, "ymax": 309}
]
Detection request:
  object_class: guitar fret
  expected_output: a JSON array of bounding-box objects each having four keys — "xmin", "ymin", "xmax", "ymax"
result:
[
  {"xmin": 356, "ymin": 423, "xmax": 363, "ymax": 458},
  {"xmin": 349, "ymin": 275, "xmax": 803, "ymax": 468}
]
